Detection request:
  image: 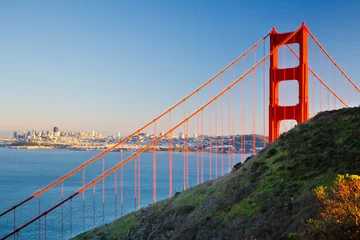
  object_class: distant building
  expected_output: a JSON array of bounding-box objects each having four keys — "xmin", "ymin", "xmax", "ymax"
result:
[
  {"xmin": 117, "ymin": 132, "xmax": 121, "ymax": 138},
  {"xmin": 46, "ymin": 130, "xmax": 52, "ymax": 137},
  {"xmin": 78, "ymin": 131, "xmax": 87, "ymax": 138},
  {"xmin": 92, "ymin": 130, "xmax": 95, "ymax": 137},
  {"xmin": 13, "ymin": 132, "xmax": 18, "ymax": 139},
  {"xmin": 193, "ymin": 133, "xmax": 198, "ymax": 138},
  {"xmin": 53, "ymin": 126, "xmax": 59, "ymax": 133}
]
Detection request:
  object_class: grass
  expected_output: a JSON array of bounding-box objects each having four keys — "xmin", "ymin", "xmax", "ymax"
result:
[
  {"xmin": 106, "ymin": 214, "xmax": 136, "ymax": 237},
  {"xmin": 229, "ymin": 198, "xmax": 260, "ymax": 218}
]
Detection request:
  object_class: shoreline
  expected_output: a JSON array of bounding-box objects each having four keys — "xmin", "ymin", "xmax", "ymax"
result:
[
  {"xmin": 0, "ymin": 145, "xmax": 255, "ymax": 155},
  {"xmin": 7, "ymin": 146, "xmax": 55, "ymax": 150}
]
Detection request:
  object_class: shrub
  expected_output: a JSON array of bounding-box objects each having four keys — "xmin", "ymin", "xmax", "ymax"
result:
[
  {"xmin": 232, "ymin": 162, "xmax": 242, "ymax": 172},
  {"xmin": 267, "ymin": 148, "xmax": 277, "ymax": 157},
  {"xmin": 306, "ymin": 174, "xmax": 360, "ymax": 240},
  {"xmin": 288, "ymin": 232, "xmax": 298, "ymax": 240}
]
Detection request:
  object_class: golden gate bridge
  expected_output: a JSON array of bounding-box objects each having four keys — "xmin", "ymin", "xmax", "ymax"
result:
[{"xmin": 1, "ymin": 23, "xmax": 359, "ymax": 239}]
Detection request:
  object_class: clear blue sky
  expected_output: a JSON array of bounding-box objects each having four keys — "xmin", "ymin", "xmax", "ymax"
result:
[{"xmin": 1, "ymin": 0, "xmax": 359, "ymax": 137}]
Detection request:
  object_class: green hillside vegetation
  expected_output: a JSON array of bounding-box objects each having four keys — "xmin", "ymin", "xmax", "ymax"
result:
[{"xmin": 74, "ymin": 107, "xmax": 360, "ymax": 240}]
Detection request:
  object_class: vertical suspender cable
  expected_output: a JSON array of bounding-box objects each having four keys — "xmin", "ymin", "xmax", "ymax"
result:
[
  {"xmin": 239, "ymin": 66, "xmax": 243, "ymax": 161},
  {"xmin": 197, "ymin": 93, "xmax": 200, "ymax": 184},
  {"xmin": 183, "ymin": 104, "xmax": 186, "ymax": 190},
  {"xmin": 134, "ymin": 134, "xmax": 137, "ymax": 211},
  {"xmin": 102, "ymin": 156, "xmax": 104, "ymax": 225},
  {"xmin": 185, "ymin": 120, "xmax": 189, "ymax": 186},
  {"xmin": 201, "ymin": 109, "xmax": 204, "ymax": 183},
  {"xmin": 222, "ymin": 74, "xmax": 224, "ymax": 176},
  {"xmin": 137, "ymin": 133, "xmax": 141, "ymax": 210},
  {"xmin": 252, "ymin": 49, "xmax": 256, "ymax": 155},
  {"xmin": 327, "ymin": 57, "xmax": 330, "ymax": 110},
  {"xmin": 342, "ymin": 74, "xmax": 344, "ymax": 102},
  {"xmin": 243, "ymin": 56, "xmax": 246, "ymax": 158},
  {"xmin": 120, "ymin": 150, "xmax": 124, "ymax": 216},
  {"xmin": 210, "ymin": 82, "xmax": 212, "ymax": 180},
  {"xmin": 228, "ymin": 86, "xmax": 231, "ymax": 172},
  {"xmin": 320, "ymin": 48, "xmax": 322, "ymax": 112},
  {"xmin": 114, "ymin": 170, "xmax": 117, "ymax": 220},
  {"xmin": 232, "ymin": 66, "xmax": 236, "ymax": 165},
  {"xmin": 153, "ymin": 122, "xmax": 157, "ymax": 203},
  {"xmin": 62, "ymin": 181, "xmax": 64, "ymax": 240},
  {"xmin": 334, "ymin": 64, "xmax": 337, "ymax": 108},
  {"xmin": 169, "ymin": 112, "xmax": 173, "ymax": 197},
  {"xmin": 82, "ymin": 169, "xmax": 85, "ymax": 232},
  {"xmin": 215, "ymin": 97, "xmax": 218, "ymax": 178},
  {"xmin": 348, "ymin": 76, "xmax": 351, "ymax": 106},
  {"xmin": 240, "ymin": 58, "xmax": 246, "ymax": 160}
]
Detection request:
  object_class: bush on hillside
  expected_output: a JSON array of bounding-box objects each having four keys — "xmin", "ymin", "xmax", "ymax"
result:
[{"xmin": 305, "ymin": 174, "xmax": 360, "ymax": 240}]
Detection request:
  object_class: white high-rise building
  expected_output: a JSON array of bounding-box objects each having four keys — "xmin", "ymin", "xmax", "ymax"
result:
[
  {"xmin": 117, "ymin": 132, "xmax": 121, "ymax": 138},
  {"xmin": 179, "ymin": 132, "xmax": 185, "ymax": 139},
  {"xmin": 92, "ymin": 130, "xmax": 95, "ymax": 137},
  {"xmin": 193, "ymin": 133, "xmax": 198, "ymax": 138}
]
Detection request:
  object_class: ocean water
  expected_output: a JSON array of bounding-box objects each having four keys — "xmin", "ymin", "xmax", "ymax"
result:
[{"xmin": 0, "ymin": 148, "xmax": 247, "ymax": 239}]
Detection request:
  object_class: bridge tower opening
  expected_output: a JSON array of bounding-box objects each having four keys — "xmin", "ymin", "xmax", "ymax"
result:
[{"xmin": 269, "ymin": 23, "xmax": 309, "ymax": 142}]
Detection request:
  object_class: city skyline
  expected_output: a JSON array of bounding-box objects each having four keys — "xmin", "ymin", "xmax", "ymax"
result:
[
  {"xmin": 3, "ymin": 123, "xmax": 268, "ymax": 154},
  {"xmin": 9, "ymin": 126, "xmax": 260, "ymax": 139},
  {"xmin": 1, "ymin": 1, "xmax": 359, "ymax": 137}
]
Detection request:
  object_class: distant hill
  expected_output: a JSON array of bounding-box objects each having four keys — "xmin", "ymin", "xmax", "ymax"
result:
[{"xmin": 74, "ymin": 107, "xmax": 360, "ymax": 240}]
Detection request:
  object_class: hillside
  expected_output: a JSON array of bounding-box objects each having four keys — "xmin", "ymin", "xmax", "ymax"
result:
[{"xmin": 74, "ymin": 107, "xmax": 360, "ymax": 240}]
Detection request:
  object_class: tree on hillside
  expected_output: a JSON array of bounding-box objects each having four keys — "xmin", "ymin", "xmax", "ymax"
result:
[{"xmin": 306, "ymin": 174, "xmax": 360, "ymax": 240}]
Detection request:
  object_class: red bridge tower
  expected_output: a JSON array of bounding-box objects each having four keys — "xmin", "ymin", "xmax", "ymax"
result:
[{"xmin": 269, "ymin": 23, "xmax": 309, "ymax": 142}]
